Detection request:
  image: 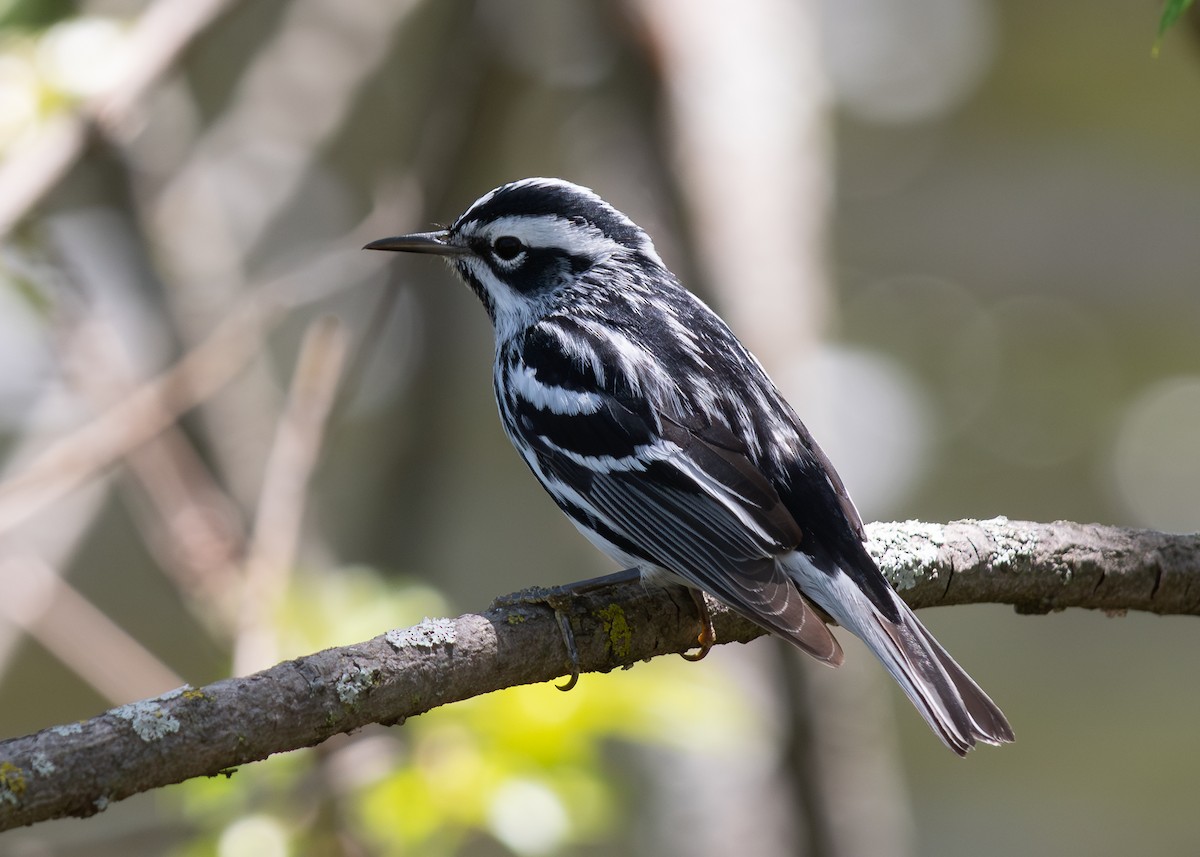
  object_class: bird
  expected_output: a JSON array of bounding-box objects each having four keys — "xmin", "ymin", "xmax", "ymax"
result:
[{"xmin": 365, "ymin": 177, "xmax": 1013, "ymax": 755}]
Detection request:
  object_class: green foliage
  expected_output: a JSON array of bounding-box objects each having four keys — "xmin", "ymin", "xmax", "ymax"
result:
[
  {"xmin": 0, "ymin": 10, "xmax": 131, "ymax": 158},
  {"xmin": 170, "ymin": 567, "xmax": 750, "ymax": 856},
  {"xmin": 0, "ymin": 0, "xmax": 76, "ymax": 31},
  {"xmin": 1154, "ymin": 0, "xmax": 1196, "ymax": 55}
]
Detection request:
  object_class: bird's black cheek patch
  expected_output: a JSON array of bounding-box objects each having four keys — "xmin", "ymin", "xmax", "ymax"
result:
[
  {"xmin": 501, "ymin": 248, "xmax": 568, "ymax": 295},
  {"xmin": 567, "ymin": 253, "xmax": 594, "ymax": 276}
]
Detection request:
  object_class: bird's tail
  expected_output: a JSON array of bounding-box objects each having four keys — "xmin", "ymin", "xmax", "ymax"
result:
[{"xmin": 787, "ymin": 558, "xmax": 1014, "ymax": 755}]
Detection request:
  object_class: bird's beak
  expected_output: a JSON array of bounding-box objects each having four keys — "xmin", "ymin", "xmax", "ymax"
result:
[{"xmin": 363, "ymin": 230, "xmax": 471, "ymax": 256}]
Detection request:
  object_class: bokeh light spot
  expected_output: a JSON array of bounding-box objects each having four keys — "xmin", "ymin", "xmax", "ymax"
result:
[
  {"xmin": 217, "ymin": 815, "xmax": 290, "ymax": 857},
  {"xmin": 1110, "ymin": 376, "xmax": 1200, "ymax": 534},
  {"xmin": 487, "ymin": 777, "xmax": 571, "ymax": 856},
  {"xmin": 819, "ymin": 0, "xmax": 996, "ymax": 124}
]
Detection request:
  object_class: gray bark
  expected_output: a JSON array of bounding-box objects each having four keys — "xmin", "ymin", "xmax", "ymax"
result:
[{"xmin": 0, "ymin": 517, "xmax": 1196, "ymax": 831}]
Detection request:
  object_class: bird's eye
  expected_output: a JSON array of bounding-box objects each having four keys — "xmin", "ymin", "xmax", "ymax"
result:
[{"xmin": 492, "ymin": 236, "xmax": 525, "ymax": 261}]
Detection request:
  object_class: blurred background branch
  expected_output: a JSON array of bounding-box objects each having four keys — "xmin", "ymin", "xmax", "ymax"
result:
[
  {"xmin": 0, "ymin": 0, "xmax": 242, "ymax": 236},
  {"xmin": 234, "ymin": 316, "xmax": 346, "ymax": 674}
]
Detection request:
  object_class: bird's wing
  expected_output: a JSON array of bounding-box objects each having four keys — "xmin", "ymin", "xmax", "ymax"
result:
[
  {"xmin": 511, "ymin": 376, "xmax": 842, "ymax": 664},
  {"xmin": 769, "ymin": 421, "xmax": 904, "ymax": 621}
]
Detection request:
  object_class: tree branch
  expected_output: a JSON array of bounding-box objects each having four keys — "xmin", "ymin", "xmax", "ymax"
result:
[
  {"xmin": 1, "ymin": 518, "xmax": 1196, "ymax": 831},
  {"xmin": 868, "ymin": 518, "xmax": 1198, "ymax": 615}
]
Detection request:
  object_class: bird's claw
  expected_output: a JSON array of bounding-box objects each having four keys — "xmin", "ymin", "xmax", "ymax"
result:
[
  {"xmin": 551, "ymin": 602, "xmax": 581, "ymax": 691},
  {"xmin": 680, "ymin": 588, "xmax": 716, "ymax": 662},
  {"xmin": 492, "ymin": 585, "xmax": 582, "ymax": 691},
  {"xmin": 492, "ymin": 569, "xmax": 644, "ymax": 691}
]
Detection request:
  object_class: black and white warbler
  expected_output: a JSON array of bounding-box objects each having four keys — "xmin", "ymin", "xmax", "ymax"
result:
[{"xmin": 366, "ymin": 177, "xmax": 1013, "ymax": 755}]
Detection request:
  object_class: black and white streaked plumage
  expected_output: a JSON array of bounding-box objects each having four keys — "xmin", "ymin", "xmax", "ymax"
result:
[{"xmin": 366, "ymin": 177, "xmax": 1013, "ymax": 755}]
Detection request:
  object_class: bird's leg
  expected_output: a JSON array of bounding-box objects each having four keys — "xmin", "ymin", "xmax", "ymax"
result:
[
  {"xmin": 547, "ymin": 599, "xmax": 581, "ymax": 692},
  {"xmin": 679, "ymin": 588, "xmax": 715, "ymax": 662},
  {"xmin": 491, "ymin": 567, "xmax": 644, "ymax": 691}
]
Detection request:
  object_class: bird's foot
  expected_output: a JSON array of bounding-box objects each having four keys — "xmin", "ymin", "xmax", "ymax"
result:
[
  {"xmin": 679, "ymin": 588, "xmax": 716, "ymax": 662},
  {"xmin": 491, "ymin": 568, "xmax": 643, "ymax": 691}
]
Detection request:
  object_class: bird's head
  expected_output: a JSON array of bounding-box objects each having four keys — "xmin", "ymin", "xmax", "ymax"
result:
[{"xmin": 365, "ymin": 178, "xmax": 664, "ymax": 338}]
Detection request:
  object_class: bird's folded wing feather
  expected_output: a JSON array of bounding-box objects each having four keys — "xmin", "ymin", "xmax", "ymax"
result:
[{"xmin": 513, "ymin": 379, "xmax": 842, "ymax": 664}]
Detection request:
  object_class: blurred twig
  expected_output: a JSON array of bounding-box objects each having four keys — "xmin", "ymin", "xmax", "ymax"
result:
[
  {"xmin": 0, "ymin": 196, "xmax": 403, "ymax": 699},
  {"xmin": 0, "ymin": 294, "xmax": 277, "ymax": 534},
  {"xmin": 138, "ymin": 0, "xmax": 422, "ymax": 508},
  {"xmin": 0, "ymin": 0, "xmax": 243, "ymax": 237},
  {"xmin": 0, "ymin": 395, "xmax": 113, "ymax": 680},
  {"xmin": 1, "ymin": 517, "xmax": 1197, "ymax": 830},
  {"xmin": 328, "ymin": 270, "xmax": 405, "ymax": 428},
  {"xmin": 233, "ymin": 317, "xmax": 348, "ymax": 675},
  {"xmin": 0, "ymin": 234, "xmax": 395, "ymax": 538},
  {"xmin": 49, "ymin": 302, "xmax": 248, "ymax": 628},
  {"xmin": 0, "ymin": 554, "xmax": 184, "ymax": 703}
]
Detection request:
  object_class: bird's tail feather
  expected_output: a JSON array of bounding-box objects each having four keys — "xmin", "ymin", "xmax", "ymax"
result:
[
  {"xmin": 786, "ymin": 557, "xmax": 1013, "ymax": 755},
  {"xmin": 872, "ymin": 606, "xmax": 1014, "ymax": 754}
]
